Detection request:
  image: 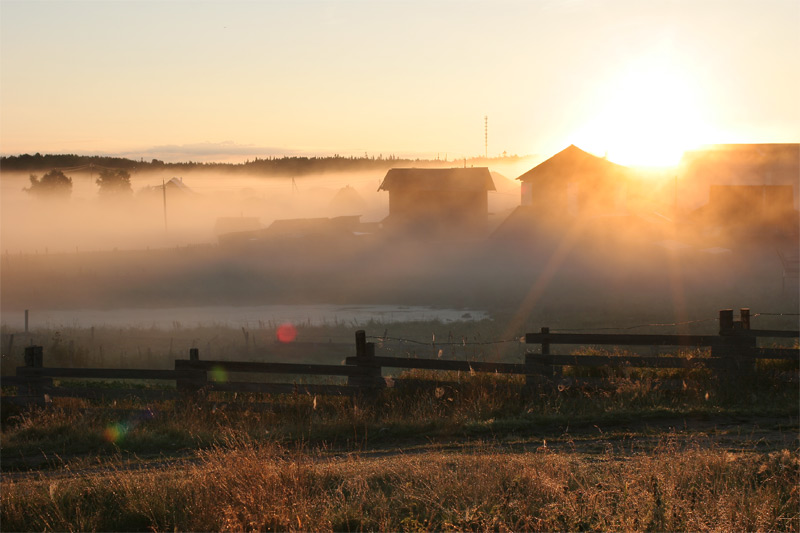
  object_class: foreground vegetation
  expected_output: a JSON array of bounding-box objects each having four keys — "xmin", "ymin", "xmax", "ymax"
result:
[
  {"xmin": 2, "ymin": 368, "xmax": 798, "ymax": 531},
  {"xmin": 2, "ymin": 320, "xmax": 798, "ymax": 531},
  {"xmin": 3, "ymin": 436, "xmax": 797, "ymax": 532}
]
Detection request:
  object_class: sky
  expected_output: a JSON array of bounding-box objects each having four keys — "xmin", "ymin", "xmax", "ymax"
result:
[{"xmin": 1, "ymin": 0, "xmax": 798, "ymax": 166}]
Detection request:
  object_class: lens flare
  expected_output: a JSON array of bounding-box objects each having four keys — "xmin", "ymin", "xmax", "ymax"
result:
[
  {"xmin": 210, "ymin": 365, "xmax": 229, "ymax": 383},
  {"xmin": 277, "ymin": 322, "xmax": 297, "ymax": 343},
  {"xmin": 103, "ymin": 422, "xmax": 128, "ymax": 443}
]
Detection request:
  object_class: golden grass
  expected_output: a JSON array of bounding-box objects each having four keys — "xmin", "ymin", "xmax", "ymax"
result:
[{"xmin": 2, "ymin": 438, "xmax": 798, "ymax": 532}]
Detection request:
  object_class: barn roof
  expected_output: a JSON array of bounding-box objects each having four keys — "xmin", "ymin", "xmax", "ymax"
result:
[
  {"xmin": 378, "ymin": 168, "xmax": 496, "ymax": 192},
  {"xmin": 165, "ymin": 177, "xmax": 193, "ymax": 191},
  {"xmin": 516, "ymin": 145, "xmax": 630, "ymax": 183}
]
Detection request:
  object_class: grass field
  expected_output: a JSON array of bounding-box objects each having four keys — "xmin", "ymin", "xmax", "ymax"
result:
[
  {"xmin": 3, "ymin": 438, "xmax": 798, "ymax": 532},
  {"xmin": 2, "ymin": 317, "xmax": 798, "ymax": 531},
  {"xmin": 2, "ymin": 341, "xmax": 798, "ymax": 531}
]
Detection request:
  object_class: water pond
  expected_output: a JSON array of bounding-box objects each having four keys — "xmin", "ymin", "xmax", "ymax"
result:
[{"xmin": 3, "ymin": 304, "xmax": 489, "ymax": 330}]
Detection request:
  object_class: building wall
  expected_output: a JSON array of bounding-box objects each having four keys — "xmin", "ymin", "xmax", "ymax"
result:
[
  {"xmin": 386, "ymin": 189, "xmax": 489, "ymax": 238},
  {"xmin": 522, "ymin": 175, "xmax": 627, "ymax": 217}
]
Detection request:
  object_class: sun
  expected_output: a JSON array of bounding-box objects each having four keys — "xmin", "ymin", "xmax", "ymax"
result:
[{"xmin": 574, "ymin": 57, "xmax": 713, "ymax": 168}]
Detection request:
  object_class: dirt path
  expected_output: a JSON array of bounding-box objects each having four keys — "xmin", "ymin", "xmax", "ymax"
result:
[{"xmin": 3, "ymin": 413, "xmax": 797, "ymax": 482}]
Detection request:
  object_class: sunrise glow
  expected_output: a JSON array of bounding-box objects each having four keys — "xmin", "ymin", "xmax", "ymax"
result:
[{"xmin": 573, "ymin": 54, "xmax": 716, "ymax": 168}]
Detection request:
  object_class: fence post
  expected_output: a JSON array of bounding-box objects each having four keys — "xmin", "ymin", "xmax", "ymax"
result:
[
  {"xmin": 175, "ymin": 348, "xmax": 206, "ymax": 398},
  {"xmin": 740, "ymin": 308, "xmax": 750, "ymax": 331},
  {"xmin": 714, "ymin": 308, "xmax": 754, "ymax": 380},
  {"xmin": 24, "ymin": 345, "xmax": 43, "ymax": 368},
  {"xmin": 713, "ymin": 309, "xmax": 734, "ymax": 379},
  {"xmin": 348, "ymin": 330, "xmax": 383, "ymax": 393},
  {"xmin": 20, "ymin": 345, "xmax": 45, "ymax": 404},
  {"xmin": 540, "ymin": 327, "xmax": 561, "ymax": 380},
  {"xmin": 525, "ymin": 327, "xmax": 555, "ymax": 389},
  {"xmin": 735, "ymin": 307, "xmax": 757, "ymax": 375},
  {"xmin": 719, "ymin": 309, "xmax": 734, "ymax": 334}
]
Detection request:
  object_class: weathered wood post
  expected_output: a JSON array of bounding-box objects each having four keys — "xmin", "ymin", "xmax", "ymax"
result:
[
  {"xmin": 524, "ymin": 350, "xmax": 538, "ymax": 389},
  {"xmin": 735, "ymin": 307, "xmax": 757, "ymax": 375},
  {"xmin": 175, "ymin": 348, "xmax": 206, "ymax": 398},
  {"xmin": 24, "ymin": 345, "xmax": 43, "ymax": 368},
  {"xmin": 740, "ymin": 308, "xmax": 750, "ymax": 331},
  {"xmin": 348, "ymin": 330, "xmax": 383, "ymax": 393},
  {"xmin": 713, "ymin": 309, "xmax": 735, "ymax": 380},
  {"xmin": 540, "ymin": 327, "xmax": 561, "ymax": 380},
  {"xmin": 719, "ymin": 309, "xmax": 734, "ymax": 334},
  {"xmin": 714, "ymin": 308, "xmax": 754, "ymax": 380},
  {"xmin": 525, "ymin": 327, "xmax": 554, "ymax": 389},
  {"xmin": 20, "ymin": 345, "xmax": 44, "ymax": 403}
]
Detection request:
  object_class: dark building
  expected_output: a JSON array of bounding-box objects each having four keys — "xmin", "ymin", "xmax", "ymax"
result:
[
  {"xmin": 378, "ymin": 167, "xmax": 496, "ymax": 238},
  {"xmin": 678, "ymin": 144, "xmax": 800, "ymax": 211},
  {"xmin": 516, "ymin": 145, "xmax": 632, "ymax": 217},
  {"xmin": 690, "ymin": 184, "xmax": 798, "ymax": 244}
]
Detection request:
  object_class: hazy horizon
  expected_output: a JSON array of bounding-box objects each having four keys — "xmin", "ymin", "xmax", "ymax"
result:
[
  {"xmin": 2, "ymin": 1, "xmax": 798, "ymax": 168},
  {"xmin": 1, "ymin": 0, "xmax": 797, "ymax": 327}
]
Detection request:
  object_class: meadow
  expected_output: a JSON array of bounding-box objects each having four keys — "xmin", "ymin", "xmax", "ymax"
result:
[{"xmin": 2, "ymin": 319, "xmax": 798, "ymax": 531}]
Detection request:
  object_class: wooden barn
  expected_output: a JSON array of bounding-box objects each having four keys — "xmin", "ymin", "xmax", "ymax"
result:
[
  {"xmin": 516, "ymin": 145, "xmax": 632, "ymax": 217},
  {"xmin": 377, "ymin": 167, "xmax": 496, "ymax": 238}
]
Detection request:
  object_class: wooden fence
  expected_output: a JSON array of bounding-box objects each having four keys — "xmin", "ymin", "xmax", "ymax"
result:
[
  {"xmin": 524, "ymin": 308, "xmax": 798, "ymax": 385},
  {"xmin": 3, "ymin": 309, "xmax": 798, "ymax": 406}
]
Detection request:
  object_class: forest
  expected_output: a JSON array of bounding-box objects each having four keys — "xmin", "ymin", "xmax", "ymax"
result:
[{"xmin": 0, "ymin": 152, "xmax": 531, "ymax": 177}]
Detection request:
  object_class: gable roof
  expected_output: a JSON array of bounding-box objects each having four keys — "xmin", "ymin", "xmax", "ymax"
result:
[
  {"xmin": 516, "ymin": 145, "xmax": 630, "ymax": 183},
  {"xmin": 378, "ymin": 167, "xmax": 496, "ymax": 192},
  {"xmin": 165, "ymin": 177, "xmax": 193, "ymax": 192}
]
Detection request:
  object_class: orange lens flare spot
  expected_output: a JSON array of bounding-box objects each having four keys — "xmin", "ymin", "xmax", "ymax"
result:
[
  {"xmin": 103, "ymin": 423, "xmax": 127, "ymax": 443},
  {"xmin": 277, "ymin": 322, "xmax": 297, "ymax": 343}
]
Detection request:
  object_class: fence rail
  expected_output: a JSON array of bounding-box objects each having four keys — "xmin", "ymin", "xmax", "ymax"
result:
[{"xmin": 3, "ymin": 308, "xmax": 797, "ymax": 406}]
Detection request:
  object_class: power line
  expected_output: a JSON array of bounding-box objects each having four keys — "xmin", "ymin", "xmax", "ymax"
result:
[{"xmin": 368, "ymin": 335, "xmax": 521, "ymax": 346}]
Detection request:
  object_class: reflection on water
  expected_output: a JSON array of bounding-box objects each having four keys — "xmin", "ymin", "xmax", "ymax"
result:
[{"xmin": 2, "ymin": 304, "xmax": 489, "ymax": 330}]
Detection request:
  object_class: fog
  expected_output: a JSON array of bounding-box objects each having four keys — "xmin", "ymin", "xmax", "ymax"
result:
[
  {"xmin": 1, "ymin": 169, "xmax": 386, "ymax": 254},
  {"xmin": 0, "ymin": 163, "xmax": 524, "ymax": 255},
  {"xmin": 1, "ymin": 159, "xmax": 797, "ymax": 334}
]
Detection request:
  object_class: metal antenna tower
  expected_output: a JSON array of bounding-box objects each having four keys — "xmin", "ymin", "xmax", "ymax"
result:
[{"xmin": 484, "ymin": 115, "xmax": 488, "ymax": 159}]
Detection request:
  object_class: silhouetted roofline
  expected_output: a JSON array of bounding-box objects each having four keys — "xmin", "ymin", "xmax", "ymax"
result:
[
  {"xmin": 378, "ymin": 167, "xmax": 496, "ymax": 192},
  {"xmin": 517, "ymin": 145, "xmax": 630, "ymax": 182}
]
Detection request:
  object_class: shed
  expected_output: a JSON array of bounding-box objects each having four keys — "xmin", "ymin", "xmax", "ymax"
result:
[
  {"xmin": 377, "ymin": 167, "xmax": 495, "ymax": 238},
  {"xmin": 516, "ymin": 145, "xmax": 632, "ymax": 216}
]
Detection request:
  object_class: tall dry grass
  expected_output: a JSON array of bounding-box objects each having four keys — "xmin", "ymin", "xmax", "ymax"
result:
[{"xmin": 2, "ymin": 438, "xmax": 797, "ymax": 532}]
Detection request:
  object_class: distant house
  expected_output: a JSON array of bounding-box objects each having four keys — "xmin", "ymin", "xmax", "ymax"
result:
[
  {"xmin": 328, "ymin": 185, "xmax": 368, "ymax": 216},
  {"xmin": 516, "ymin": 145, "xmax": 632, "ymax": 217},
  {"xmin": 217, "ymin": 215, "xmax": 371, "ymax": 247},
  {"xmin": 689, "ymin": 184, "xmax": 798, "ymax": 244},
  {"xmin": 164, "ymin": 177, "xmax": 193, "ymax": 194},
  {"xmin": 137, "ymin": 177, "xmax": 194, "ymax": 198},
  {"xmin": 214, "ymin": 217, "xmax": 261, "ymax": 236},
  {"xmin": 266, "ymin": 215, "xmax": 364, "ymax": 240},
  {"xmin": 377, "ymin": 167, "xmax": 496, "ymax": 238},
  {"xmin": 678, "ymin": 144, "xmax": 800, "ymax": 210}
]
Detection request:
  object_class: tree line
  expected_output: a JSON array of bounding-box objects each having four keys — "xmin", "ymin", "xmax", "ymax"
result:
[
  {"xmin": 23, "ymin": 168, "xmax": 132, "ymax": 199},
  {"xmin": 1, "ymin": 152, "xmax": 528, "ymax": 177}
]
